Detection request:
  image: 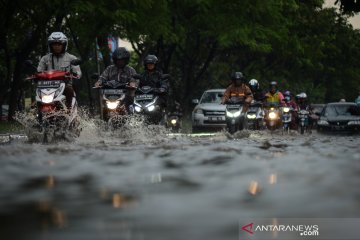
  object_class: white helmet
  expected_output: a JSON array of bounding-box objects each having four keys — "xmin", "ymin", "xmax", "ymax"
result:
[
  {"xmin": 48, "ymin": 32, "xmax": 68, "ymax": 53},
  {"xmin": 249, "ymin": 79, "xmax": 259, "ymax": 90},
  {"xmin": 296, "ymin": 92, "xmax": 307, "ymax": 99}
]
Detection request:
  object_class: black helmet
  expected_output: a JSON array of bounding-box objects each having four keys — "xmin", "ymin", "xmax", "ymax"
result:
[
  {"xmin": 143, "ymin": 55, "xmax": 158, "ymax": 67},
  {"xmin": 112, "ymin": 47, "xmax": 130, "ymax": 64},
  {"xmin": 231, "ymin": 72, "xmax": 245, "ymax": 82}
]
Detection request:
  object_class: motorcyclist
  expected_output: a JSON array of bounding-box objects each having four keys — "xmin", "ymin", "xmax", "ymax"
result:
[
  {"xmin": 221, "ymin": 72, "xmax": 253, "ymax": 111},
  {"xmin": 295, "ymin": 92, "xmax": 315, "ymax": 127},
  {"xmin": 94, "ymin": 47, "xmax": 137, "ymax": 110},
  {"xmin": 296, "ymin": 92, "xmax": 311, "ymax": 111},
  {"xmin": 37, "ymin": 32, "xmax": 82, "ymax": 110},
  {"xmin": 137, "ymin": 54, "xmax": 170, "ymax": 108},
  {"xmin": 264, "ymin": 81, "xmax": 285, "ymax": 107},
  {"xmin": 283, "ymin": 90, "xmax": 298, "ymax": 129},
  {"xmin": 283, "ymin": 90, "xmax": 298, "ymax": 110},
  {"xmin": 248, "ymin": 79, "xmax": 266, "ymax": 102}
]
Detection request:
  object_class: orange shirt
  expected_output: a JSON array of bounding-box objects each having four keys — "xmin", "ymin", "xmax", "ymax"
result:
[{"xmin": 222, "ymin": 83, "xmax": 253, "ymax": 103}]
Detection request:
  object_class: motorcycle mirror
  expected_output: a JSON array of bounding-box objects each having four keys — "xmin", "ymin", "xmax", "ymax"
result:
[
  {"xmin": 70, "ymin": 59, "xmax": 82, "ymax": 66},
  {"xmin": 91, "ymin": 73, "xmax": 100, "ymax": 80},
  {"xmin": 192, "ymin": 99, "xmax": 199, "ymax": 104},
  {"xmin": 24, "ymin": 60, "xmax": 37, "ymax": 72},
  {"xmin": 161, "ymin": 74, "xmax": 170, "ymax": 80}
]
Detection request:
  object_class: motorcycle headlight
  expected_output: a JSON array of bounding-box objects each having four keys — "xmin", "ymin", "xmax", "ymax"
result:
[
  {"xmin": 247, "ymin": 114, "xmax": 256, "ymax": 119},
  {"xmin": 134, "ymin": 106, "xmax": 141, "ymax": 112},
  {"xmin": 41, "ymin": 93, "xmax": 55, "ymax": 103},
  {"xmin": 269, "ymin": 112, "xmax": 277, "ymax": 119},
  {"xmin": 106, "ymin": 100, "xmax": 120, "ymax": 110},
  {"xmin": 171, "ymin": 119, "xmax": 177, "ymax": 125},
  {"xmin": 148, "ymin": 105, "xmax": 155, "ymax": 112},
  {"xmin": 318, "ymin": 120, "xmax": 329, "ymax": 126},
  {"xmin": 233, "ymin": 111, "xmax": 241, "ymax": 117},
  {"xmin": 283, "ymin": 107, "xmax": 290, "ymax": 113},
  {"xmin": 226, "ymin": 111, "xmax": 240, "ymax": 118}
]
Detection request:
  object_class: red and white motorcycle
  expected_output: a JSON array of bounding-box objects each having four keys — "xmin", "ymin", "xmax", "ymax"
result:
[{"xmin": 26, "ymin": 59, "xmax": 82, "ymax": 142}]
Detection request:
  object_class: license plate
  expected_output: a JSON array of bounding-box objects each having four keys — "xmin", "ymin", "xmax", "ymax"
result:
[
  {"xmin": 136, "ymin": 94, "xmax": 154, "ymax": 100},
  {"xmin": 209, "ymin": 117, "xmax": 222, "ymax": 121},
  {"xmin": 103, "ymin": 89, "xmax": 125, "ymax": 94},
  {"xmin": 38, "ymin": 80, "xmax": 61, "ymax": 88}
]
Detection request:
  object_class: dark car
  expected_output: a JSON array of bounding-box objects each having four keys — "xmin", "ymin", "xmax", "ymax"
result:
[{"xmin": 317, "ymin": 102, "xmax": 360, "ymax": 133}]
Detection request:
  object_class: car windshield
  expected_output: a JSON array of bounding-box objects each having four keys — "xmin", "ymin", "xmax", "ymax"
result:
[
  {"xmin": 200, "ymin": 92, "xmax": 223, "ymax": 104},
  {"xmin": 324, "ymin": 105, "xmax": 360, "ymax": 117}
]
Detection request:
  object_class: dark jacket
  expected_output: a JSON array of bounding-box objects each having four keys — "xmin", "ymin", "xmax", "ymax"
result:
[{"xmin": 139, "ymin": 70, "xmax": 169, "ymax": 92}]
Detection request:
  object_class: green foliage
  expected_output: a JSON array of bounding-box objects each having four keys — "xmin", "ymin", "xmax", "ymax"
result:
[{"xmin": 1, "ymin": 0, "xmax": 360, "ymax": 118}]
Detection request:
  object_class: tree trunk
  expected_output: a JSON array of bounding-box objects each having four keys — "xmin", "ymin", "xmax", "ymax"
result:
[{"xmin": 8, "ymin": 29, "xmax": 41, "ymax": 121}]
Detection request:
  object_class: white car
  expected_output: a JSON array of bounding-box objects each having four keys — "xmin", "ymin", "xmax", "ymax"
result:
[{"xmin": 192, "ymin": 89, "xmax": 226, "ymax": 132}]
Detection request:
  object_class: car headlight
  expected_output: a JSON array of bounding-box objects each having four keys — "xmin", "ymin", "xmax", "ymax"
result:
[
  {"xmin": 194, "ymin": 108, "xmax": 203, "ymax": 114},
  {"xmin": 317, "ymin": 120, "xmax": 329, "ymax": 126},
  {"xmin": 269, "ymin": 112, "xmax": 277, "ymax": 119},
  {"xmin": 348, "ymin": 121, "xmax": 360, "ymax": 125},
  {"xmin": 171, "ymin": 119, "xmax": 177, "ymax": 125},
  {"xmin": 283, "ymin": 107, "xmax": 290, "ymax": 113},
  {"xmin": 148, "ymin": 105, "xmax": 155, "ymax": 112},
  {"xmin": 134, "ymin": 106, "xmax": 141, "ymax": 112},
  {"xmin": 106, "ymin": 101, "xmax": 120, "ymax": 110},
  {"xmin": 247, "ymin": 114, "xmax": 256, "ymax": 119},
  {"xmin": 41, "ymin": 93, "xmax": 55, "ymax": 103}
]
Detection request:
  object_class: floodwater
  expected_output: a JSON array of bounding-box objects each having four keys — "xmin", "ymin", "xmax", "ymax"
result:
[{"xmin": 0, "ymin": 117, "xmax": 360, "ymax": 240}]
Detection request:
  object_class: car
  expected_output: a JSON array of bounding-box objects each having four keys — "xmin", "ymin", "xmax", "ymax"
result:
[
  {"xmin": 192, "ymin": 89, "xmax": 226, "ymax": 132},
  {"xmin": 317, "ymin": 102, "xmax": 360, "ymax": 133}
]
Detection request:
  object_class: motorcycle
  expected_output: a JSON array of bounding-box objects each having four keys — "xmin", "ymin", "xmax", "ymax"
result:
[
  {"xmin": 225, "ymin": 97, "xmax": 246, "ymax": 134},
  {"xmin": 26, "ymin": 59, "xmax": 82, "ymax": 142},
  {"xmin": 281, "ymin": 106, "xmax": 293, "ymax": 133},
  {"xmin": 264, "ymin": 104, "xmax": 281, "ymax": 131},
  {"xmin": 298, "ymin": 109, "xmax": 310, "ymax": 134},
  {"xmin": 94, "ymin": 80, "xmax": 133, "ymax": 128},
  {"xmin": 166, "ymin": 112, "xmax": 182, "ymax": 133},
  {"xmin": 133, "ymin": 86, "xmax": 166, "ymax": 125},
  {"xmin": 246, "ymin": 101, "xmax": 264, "ymax": 130}
]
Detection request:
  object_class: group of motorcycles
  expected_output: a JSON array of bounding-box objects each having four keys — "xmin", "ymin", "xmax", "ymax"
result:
[
  {"xmin": 225, "ymin": 97, "xmax": 311, "ymax": 134},
  {"xmin": 25, "ymin": 62, "xmax": 181, "ymax": 142},
  {"xmin": 94, "ymin": 73, "xmax": 182, "ymax": 132}
]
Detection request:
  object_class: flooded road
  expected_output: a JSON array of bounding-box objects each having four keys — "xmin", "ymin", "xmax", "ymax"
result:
[{"xmin": 0, "ymin": 124, "xmax": 360, "ymax": 240}]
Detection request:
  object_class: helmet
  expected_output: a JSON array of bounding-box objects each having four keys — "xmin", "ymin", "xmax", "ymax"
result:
[
  {"xmin": 112, "ymin": 47, "xmax": 130, "ymax": 64},
  {"xmin": 269, "ymin": 81, "xmax": 278, "ymax": 88},
  {"xmin": 283, "ymin": 90, "xmax": 291, "ymax": 102},
  {"xmin": 339, "ymin": 99, "xmax": 346, "ymax": 102},
  {"xmin": 296, "ymin": 92, "xmax": 307, "ymax": 99},
  {"xmin": 249, "ymin": 79, "xmax": 259, "ymax": 90},
  {"xmin": 283, "ymin": 90, "xmax": 291, "ymax": 97},
  {"xmin": 231, "ymin": 72, "xmax": 245, "ymax": 82},
  {"xmin": 48, "ymin": 32, "xmax": 68, "ymax": 53},
  {"xmin": 143, "ymin": 55, "xmax": 158, "ymax": 67}
]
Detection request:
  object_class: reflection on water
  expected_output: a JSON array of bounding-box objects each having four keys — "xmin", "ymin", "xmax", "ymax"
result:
[{"xmin": 0, "ymin": 127, "xmax": 359, "ymax": 240}]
